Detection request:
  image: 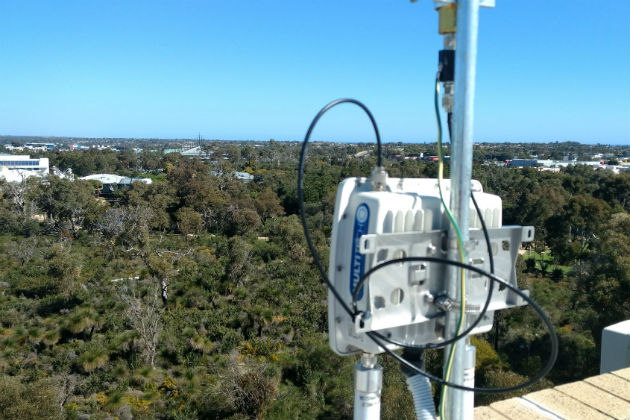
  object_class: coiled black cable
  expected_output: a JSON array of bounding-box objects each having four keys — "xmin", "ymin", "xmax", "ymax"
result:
[
  {"xmin": 360, "ymin": 191, "xmax": 496, "ymax": 351},
  {"xmin": 297, "ymin": 98, "xmax": 558, "ymax": 394},
  {"xmin": 354, "ymin": 256, "xmax": 558, "ymax": 393},
  {"xmin": 298, "ymin": 98, "xmax": 382, "ymax": 319}
]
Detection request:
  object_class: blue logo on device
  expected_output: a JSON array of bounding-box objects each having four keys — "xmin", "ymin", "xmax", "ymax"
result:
[{"xmin": 350, "ymin": 203, "xmax": 370, "ymax": 300}]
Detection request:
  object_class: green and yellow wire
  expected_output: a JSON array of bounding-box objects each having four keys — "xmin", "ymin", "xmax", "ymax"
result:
[{"xmin": 434, "ymin": 75, "xmax": 467, "ymax": 420}]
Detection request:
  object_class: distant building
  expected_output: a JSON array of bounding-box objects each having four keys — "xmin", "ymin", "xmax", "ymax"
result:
[
  {"xmin": 0, "ymin": 155, "xmax": 49, "ymax": 182},
  {"xmin": 505, "ymin": 158, "xmax": 628, "ymax": 174},
  {"xmin": 235, "ymin": 171, "xmax": 254, "ymax": 183},
  {"xmin": 80, "ymin": 174, "xmax": 127, "ymax": 185},
  {"xmin": 163, "ymin": 145, "xmax": 213, "ymax": 160},
  {"xmin": 506, "ymin": 159, "xmax": 538, "ymax": 168},
  {"xmin": 25, "ymin": 142, "xmax": 55, "ymax": 152},
  {"xmin": 69, "ymin": 144, "xmax": 90, "ymax": 151},
  {"xmin": 538, "ymin": 167, "xmax": 561, "ymax": 173},
  {"xmin": 210, "ymin": 171, "xmax": 254, "ymax": 183},
  {"xmin": 181, "ymin": 146, "xmax": 204, "ymax": 157},
  {"xmin": 80, "ymin": 174, "xmax": 152, "ymax": 185},
  {"xmin": 0, "ymin": 155, "xmax": 49, "ymax": 172},
  {"xmin": 79, "ymin": 174, "xmax": 152, "ymax": 197}
]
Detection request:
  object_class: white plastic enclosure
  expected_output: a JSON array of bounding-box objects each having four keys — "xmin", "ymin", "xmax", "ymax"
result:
[{"xmin": 327, "ymin": 176, "xmax": 533, "ymax": 356}]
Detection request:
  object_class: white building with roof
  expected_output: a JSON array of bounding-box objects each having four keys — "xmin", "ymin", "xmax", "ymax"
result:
[
  {"xmin": 79, "ymin": 174, "xmax": 152, "ymax": 185},
  {"xmin": 79, "ymin": 174, "xmax": 152, "ymax": 197},
  {"xmin": 0, "ymin": 155, "xmax": 49, "ymax": 182}
]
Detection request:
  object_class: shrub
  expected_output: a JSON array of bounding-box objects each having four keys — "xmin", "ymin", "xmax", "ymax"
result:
[
  {"xmin": 0, "ymin": 375, "xmax": 62, "ymax": 419},
  {"xmin": 525, "ymin": 258, "xmax": 536, "ymax": 273},
  {"xmin": 80, "ymin": 346, "xmax": 110, "ymax": 372},
  {"xmin": 551, "ymin": 268, "xmax": 564, "ymax": 282}
]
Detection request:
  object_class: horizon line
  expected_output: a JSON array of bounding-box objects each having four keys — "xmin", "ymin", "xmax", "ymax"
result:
[{"xmin": 0, "ymin": 134, "xmax": 628, "ymax": 148}]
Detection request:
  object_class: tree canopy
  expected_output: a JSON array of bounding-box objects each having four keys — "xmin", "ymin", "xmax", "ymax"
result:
[{"xmin": 0, "ymin": 141, "xmax": 628, "ymax": 419}]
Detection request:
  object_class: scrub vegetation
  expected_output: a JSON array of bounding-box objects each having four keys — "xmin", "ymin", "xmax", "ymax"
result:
[{"xmin": 0, "ymin": 141, "xmax": 628, "ymax": 419}]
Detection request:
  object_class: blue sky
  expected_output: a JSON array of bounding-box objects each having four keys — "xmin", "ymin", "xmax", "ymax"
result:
[{"xmin": 1, "ymin": 1, "xmax": 628, "ymax": 144}]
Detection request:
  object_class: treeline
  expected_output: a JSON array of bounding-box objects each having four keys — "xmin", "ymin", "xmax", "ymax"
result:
[{"xmin": 0, "ymin": 143, "xmax": 628, "ymax": 419}]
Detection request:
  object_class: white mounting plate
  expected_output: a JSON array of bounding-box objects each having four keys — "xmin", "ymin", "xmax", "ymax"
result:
[
  {"xmin": 327, "ymin": 176, "xmax": 531, "ymax": 356},
  {"xmin": 353, "ymin": 226, "xmax": 533, "ymax": 334}
]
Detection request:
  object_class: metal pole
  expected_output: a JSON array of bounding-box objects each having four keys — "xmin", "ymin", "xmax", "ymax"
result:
[
  {"xmin": 443, "ymin": 0, "xmax": 480, "ymax": 419},
  {"xmin": 354, "ymin": 353, "xmax": 383, "ymax": 420}
]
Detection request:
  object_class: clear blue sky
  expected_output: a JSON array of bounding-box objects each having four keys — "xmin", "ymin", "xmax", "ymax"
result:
[{"xmin": 1, "ymin": 0, "xmax": 628, "ymax": 144}]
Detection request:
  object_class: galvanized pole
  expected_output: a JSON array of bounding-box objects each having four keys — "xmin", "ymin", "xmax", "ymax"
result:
[
  {"xmin": 443, "ymin": 0, "xmax": 480, "ymax": 419},
  {"xmin": 354, "ymin": 353, "xmax": 383, "ymax": 420}
]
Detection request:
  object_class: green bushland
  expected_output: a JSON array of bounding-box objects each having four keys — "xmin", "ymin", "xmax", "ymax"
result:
[{"xmin": 0, "ymin": 141, "xmax": 628, "ymax": 419}]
